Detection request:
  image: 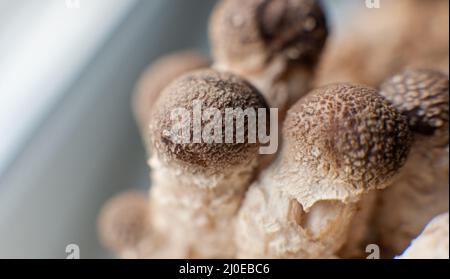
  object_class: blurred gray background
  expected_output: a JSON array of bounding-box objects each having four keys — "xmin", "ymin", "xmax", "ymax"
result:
[{"xmin": 0, "ymin": 0, "xmax": 357, "ymax": 258}]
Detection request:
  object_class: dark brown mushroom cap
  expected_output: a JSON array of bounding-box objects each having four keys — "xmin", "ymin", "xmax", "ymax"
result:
[
  {"xmin": 149, "ymin": 69, "xmax": 268, "ymax": 173},
  {"xmin": 132, "ymin": 51, "xmax": 209, "ymax": 131},
  {"xmin": 209, "ymin": 0, "xmax": 328, "ymax": 71},
  {"xmin": 284, "ymin": 83, "xmax": 412, "ymax": 190},
  {"xmin": 379, "ymin": 69, "xmax": 449, "ymax": 145}
]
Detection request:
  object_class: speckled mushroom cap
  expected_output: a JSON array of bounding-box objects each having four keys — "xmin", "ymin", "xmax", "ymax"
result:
[
  {"xmin": 132, "ymin": 51, "xmax": 209, "ymax": 131},
  {"xmin": 149, "ymin": 69, "xmax": 268, "ymax": 173},
  {"xmin": 283, "ymin": 83, "xmax": 412, "ymax": 190},
  {"xmin": 209, "ymin": 0, "xmax": 328, "ymax": 72},
  {"xmin": 379, "ymin": 69, "xmax": 449, "ymax": 146}
]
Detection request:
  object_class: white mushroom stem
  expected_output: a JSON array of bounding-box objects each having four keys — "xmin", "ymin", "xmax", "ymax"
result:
[
  {"xmin": 235, "ymin": 84, "xmax": 412, "ymax": 258},
  {"xmin": 144, "ymin": 69, "xmax": 267, "ymax": 258},
  {"xmin": 235, "ymin": 156, "xmax": 360, "ymax": 258},
  {"xmin": 148, "ymin": 155, "xmax": 257, "ymax": 258},
  {"xmin": 396, "ymin": 212, "xmax": 449, "ymax": 259}
]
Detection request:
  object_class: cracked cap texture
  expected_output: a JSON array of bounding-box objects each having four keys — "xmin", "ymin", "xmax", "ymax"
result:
[
  {"xmin": 209, "ymin": 0, "xmax": 328, "ymax": 70},
  {"xmin": 149, "ymin": 69, "xmax": 268, "ymax": 173},
  {"xmin": 284, "ymin": 83, "xmax": 412, "ymax": 190},
  {"xmin": 379, "ymin": 69, "xmax": 449, "ymax": 145}
]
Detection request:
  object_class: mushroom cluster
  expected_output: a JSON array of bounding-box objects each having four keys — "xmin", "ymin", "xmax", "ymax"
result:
[{"xmin": 98, "ymin": 0, "xmax": 449, "ymax": 259}]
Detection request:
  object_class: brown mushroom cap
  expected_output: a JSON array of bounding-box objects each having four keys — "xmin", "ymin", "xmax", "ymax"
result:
[
  {"xmin": 149, "ymin": 69, "xmax": 268, "ymax": 173},
  {"xmin": 379, "ymin": 69, "xmax": 449, "ymax": 145},
  {"xmin": 132, "ymin": 51, "xmax": 209, "ymax": 131},
  {"xmin": 98, "ymin": 192, "xmax": 149, "ymax": 253},
  {"xmin": 209, "ymin": 0, "xmax": 328, "ymax": 71},
  {"xmin": 283, "ymin": 83, "xmax": 412, "ymax": 190}
]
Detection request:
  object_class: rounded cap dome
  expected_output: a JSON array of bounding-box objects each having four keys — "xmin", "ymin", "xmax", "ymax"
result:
[
  {"xmin": 150, "ymin": 69, "xmax": 268, "ymax": 173},
  {"xmin": 379, "ymin": 69, "xmax": 449, "ymax": 145},
  {"xmin": 284, "ymin": 83, "xmax": 412, "ymax": 190}
]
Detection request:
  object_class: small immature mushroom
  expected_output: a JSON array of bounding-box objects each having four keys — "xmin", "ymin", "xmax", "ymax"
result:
[
  {"xmin": 99, "ymin": 52, "xmax": 209, "ymax": 258},
  {"xmin": 396, "ymin": 212, "xmax": 449, "ymax": 259},
  {"xmin": 375, "ymin": 69, "xmax": 449, "ymax": 258},
  {"xmin": 132, "ymin": 50, "xmax": 209, "ymax": 140},
  {"xmin": 235, "ymin": 84, "xmax": 412, "ymax": 258},
  {"xmin": 209, "ymin": 0, "xmax": 328, "ymax": 115},
  {"xmin": 147, "ymin": 69, "xmax": 268, "ymax": 258},
  {"xmin": 98, "ymin": 191, "xmax": 149, "ymax": 258}
]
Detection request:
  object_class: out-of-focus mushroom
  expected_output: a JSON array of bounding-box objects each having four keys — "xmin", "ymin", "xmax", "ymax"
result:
[
  {"xmin": 209, "ymin": 0, "xmax": 328, "ymax": 116},
  {"xmin": 396, "ymin": 212, "xmax": 449, "ymax": 259},
  {"xmin": 376, "ymin": 69, "xmax": 449, "ymax": 258},
  {"xmin": 315, "ymin": 0, "xmax": 449, "ymax": 87},
  {"xmin": 235, "ymin": 83, "xmax": 412, "ymax": 258},
  {"xmin": 100, "ymin": 52, "xmax": 209, "ymax": 258},
  {"xmin": 98, "ymin": 191, "xmax": 149, "ymax": 258}
]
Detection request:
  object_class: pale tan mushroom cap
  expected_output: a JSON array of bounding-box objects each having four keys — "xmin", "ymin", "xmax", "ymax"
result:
[
  {"xmin": 132, "ymin": 51, "xmax": 209, "ymax": 132},
  {"xmin": 209, "ymin": 0, "xmax": 328, "ymax": 72},
  {"xmin": 149, "ymin": 69, "xmax": 268, "ymax": 174},
  {"xmin": 283, "ymin": 83, "xmax": 412, "ymax": 190},
  {"xmin": 379, "ymin": 69, "xmax": 449, "ymax": 146},
  {"xmin": 98, "ymin": 192, "xmax": 149, "ymax": 254}
]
